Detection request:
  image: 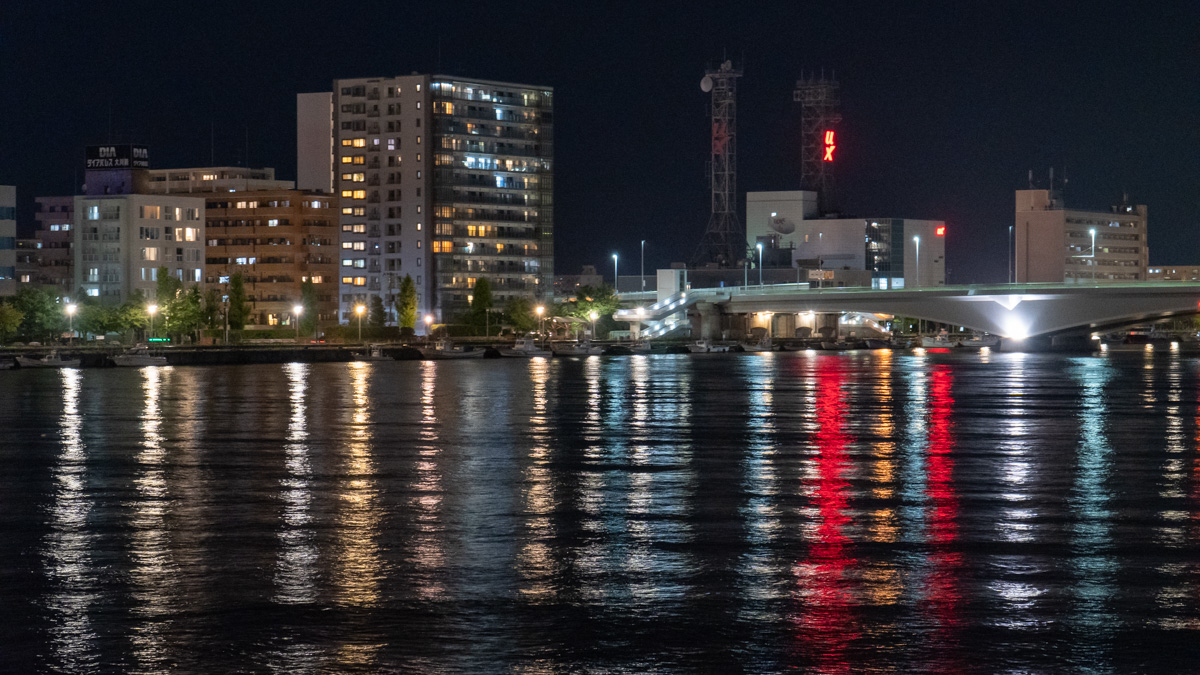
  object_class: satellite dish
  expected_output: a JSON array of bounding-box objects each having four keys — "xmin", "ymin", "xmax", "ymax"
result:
[
  {"xmin": 770, "ymin": 217, "xmax": 796, "ymax": 235},
  {"xmin": 700, "ymin": 76, "xmax": 713, "ymax": 92}
]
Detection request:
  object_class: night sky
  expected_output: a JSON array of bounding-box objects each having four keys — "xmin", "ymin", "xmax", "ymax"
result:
[{"xmin": 1, "ymin": 1, "xmax": 1196, "ymax": 283}]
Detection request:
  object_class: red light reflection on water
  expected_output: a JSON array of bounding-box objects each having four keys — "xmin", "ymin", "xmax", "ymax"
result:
[
  {"xmin": 793, "ymin": 359, "xmax": 859, "ymax": 671},
  {"xmin": 925, "ymin": 366, "xmax": 964, "ymax": 656}
]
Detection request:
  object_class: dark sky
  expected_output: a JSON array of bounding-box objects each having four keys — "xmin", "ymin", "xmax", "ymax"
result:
[{"xmin": 2, "ymin": 1, "xmax": 1197, "ymax": 283}]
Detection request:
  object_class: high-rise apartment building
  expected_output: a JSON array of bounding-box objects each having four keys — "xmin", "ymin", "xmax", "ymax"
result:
[
  {"xmin": 299, "ymin": 75, "xmax": 554, "ymax": 323},
  {"xmin": 1014, "ymin": 189, "xmax": 1148, "ymax": 283},
  {"xmin": 0, "ymin": 186, "xmax": 15, "ymax": 298},
  {"xmin": 203, "ymin": 190, "xmax": 339, "ymax": 328}
]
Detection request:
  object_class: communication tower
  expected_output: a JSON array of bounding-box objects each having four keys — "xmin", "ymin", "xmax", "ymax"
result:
[
  {"xmin": 692, "ymin": 59, "xmax": 743, "ymax": 267},
  {"xmin": 794, "ymin": 72, "xmax": 842, "ymax": 214}
]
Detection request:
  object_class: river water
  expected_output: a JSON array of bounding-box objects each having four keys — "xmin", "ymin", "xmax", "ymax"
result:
[{"xmin": 2, "ymin": 351, "xmax": 1200, "ymax": 672}]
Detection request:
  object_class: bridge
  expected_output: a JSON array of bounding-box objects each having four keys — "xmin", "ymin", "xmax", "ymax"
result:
[{"xmin": 614, "ymin": 282, "xmax": 1200, "ymax": 343}]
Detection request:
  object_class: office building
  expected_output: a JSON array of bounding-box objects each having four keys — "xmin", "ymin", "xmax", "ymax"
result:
[
  {"xmin": 202, "ymin": 190, "xmax": 339, "ymax": 328},
  {"xmin": 0, "ymin": 186, "xmax": 15, "ymax": 297},
  {"xmin": 146, "ymin": 166, "xmax": 294, "ymax": 194},
  {"xmin": 73, "ymin": 145, "xmax": 206, "ymax": 303},
  {"xmin": 299, "ymin": 74, "xmax": 554, "ymax": 324},
  {"xmin": 747, "ymin": 190, "xmax": 946, "ymax": 289},
  {"xmin": 1014, "ymin": 188, "xmax": 1148, "ymax": 283},
  {"xmin": 1146, "ymin": 266, "xmax": 1200, "ymax": 281},
  {"xmin": 33, "ymin": 196, "xmax": 75, "ymax": 296}
]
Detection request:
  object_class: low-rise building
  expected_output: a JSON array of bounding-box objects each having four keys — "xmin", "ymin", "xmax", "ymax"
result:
[
  {"xmin": 146, "ymin": 166, "xmax": 294, "ymax": 194},
  {"xmin": 1014, "ymin": 188, "xmax": 1148, "ymax": 283},
  {"xmin": 1147, "ymin": 266, "xmax": 1200, "ymax": 281},
  {"xmin": 0, "ymin": 186, "xmax": 15, "ymax": 298},
  {"xmin": 33, "ymin": 196, "xmax": 75, "ymax": 296}
]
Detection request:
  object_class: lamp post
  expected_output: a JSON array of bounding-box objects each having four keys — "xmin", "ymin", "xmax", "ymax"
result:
[
  {"xmin": 612, "ymin": 253, "xmax": 619, "ymax": 294},
  {"xmin": 912, "ymin": 235, "xmax": 921, "ymax": 288},
  {"xmin": 293, "ymin": 304, "xmax": 303, "ymax": 342},
  {"xmin": 65, "ymin": 303, "xmax": 76, "ymax": 344},
  {"xmin": 1089, "ymin": 227, "xmax": 1096, "ymax": 282},
  {"xmin": 535, "ymin": 305, "xmax": 545, "ymax": 341},
  {"xmin": 424, "ymin": 314, "xmax": 433, "ymax": 340},
  {"xmin": 589, "ymin": 310, "xmax": 599, "ymax": 340},
  {"xmin": 147, "ymin": 304, "xmax": 158, "ymax": 340},
  {"xmin": 640, "ymin": 240, "xmax": 646, "ymax": 292},
  {"xmin": 355, "ymin": 304, "xmax": 365, "ymax": 342},
  {"xmin": 1008, "ymin": 225, "xmax": 1014, "ymax": 284},
  {"xmin": 757, "ymin": 242, "xmax": 764, "ymax": 286}
]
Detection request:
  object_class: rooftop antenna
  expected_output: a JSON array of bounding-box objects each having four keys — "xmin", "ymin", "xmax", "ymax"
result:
[
  {"xmin": 1027, "ymin": 169, "xmax": 1034, "ymax": 189},
  {"xmin": 691, "ymin": 57, "xmax": 744, "ymax": 267}
]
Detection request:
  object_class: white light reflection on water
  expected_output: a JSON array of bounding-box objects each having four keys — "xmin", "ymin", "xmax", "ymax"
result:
[
  {"xmin": 518, "ymin": 356, "xmax": 556, "ymax": 602},
  {"xmin": 43, "ymin": 369, "xmax": 100, "ymax": 673},
  {"xmin": 737, "ymin": 355, "xmax": 784, "ymax": 620},
  {"xmin": 1067, "ymin": 358, "xmax": 1118, "ymax": 662},
  {"xmin": 129, "ymin": 366, "xmax": 179, "ymax": 672},
  {"xmin": 273, "ymin": 362, "xmax": 317, "ymax": 605},
  {"xmin": 410, "ymin": 360, "xmax": 447, "ymax": 601},
  {"xmin": 332, "ymin": 362, "xmax": 383, "ymax": 609},
  {"xmin": 864, "ymin": 351, "xmax": 901, "ymax": 608}
]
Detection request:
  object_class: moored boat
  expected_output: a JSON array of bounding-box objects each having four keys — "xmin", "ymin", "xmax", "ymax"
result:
[
  {"xmin": 112, "ymin": 346, "xmax": 168, "ymax": 367},
  {"xmin": 354, "ymin": 344, "xmax": 394, "ymax": 361},
  {"xmin": 552, "ymin": 340, "xmax": 603, "ymax": 356},
  {"xmin": 16, "ymin": 351, "xmax": 81, "ymax": 368},
  {"xmin": 501, "ymin": 337, "xmax": 553, "ymax": 357},
  {"xmin": 687, "ymin": 340, "xmax": 732, "ymax": 353},
  {"xmin": 419, "ymin": 339, "xmax": 485, "ymax": 359}
]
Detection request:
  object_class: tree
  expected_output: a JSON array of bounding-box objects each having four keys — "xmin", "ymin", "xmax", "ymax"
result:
[
  {"xmin": 164, "ymin": 286, "xmax": 205, "ymax": 341},
  {"xmin": 13, "ymin": 287, "xmax": 62, "ymax": 342},
  {"xmin": 300, "ymin": 279, "xmax": 318, "ymax": 336},
  {"xmin": 0, "ymin": 302, "xmax": 23, "ymax": 344},
  {"xmin": 503, "ymin": 297, "xmax": 537, "ymax": 334},
  {"xmin": 77, "ymin": 299, "xmax": 124, "ymax": 336},
  {"xmin": 203, "ymin": 288, "xmax": 223, "ymax": 330},
  {"xmin": 118, "ymin": 291, "xmax": 150, "ymax": 337},
  {"xmin": 227, "ymin": 272, "xmax": 251, "ymax": 329},
  {"xmin": 395, "ymin": 274, "xmax": 418, "ymax": 333},
  {"xmin": 368, "ymin": 295, "xmax": 386, "ymax": 332},
  {"xmin": 155, "ymin": 266, "xmax": 182, "ymax": 306}
]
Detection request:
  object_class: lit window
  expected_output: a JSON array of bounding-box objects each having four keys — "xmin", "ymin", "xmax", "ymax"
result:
[
  {"xmin": 353, "ymin": 138, "xmax": 366, "ymax": 148},
  {"xmin": 354, "ymin": 260, "xmax": 366, "ymax": 268},
  {"xmin": 141, "ymin": 247, "xmax": 158, "ymax": 261},
  {"xmin": 202, "ymin": 174, "xmax": 217, "ymax": 180},
  {"xmin": 341, "ymin": 173, "xmax": 354, "ymax": 180},
  {"xmin": 352, "ymin": 156, "xmax": 365, "ymax": 165},
  {"xmin": 341, "ymin": 156, "xmax": 353, "ymax": 164},
  {"xmin": 342, "ymin": 259, "xmax": 354, "ymax": 267},
  {"xmin": 342, "ymin": 207, "xmax": 354, "ymax": 214},
  {"xmin": 352, "ymin": 190, "xmax": 366, "ymax": 199},
  {"xmin": 87, "ymin": 288, "xmax": 99, "ymax": 297},
  {"xmin": 267, "ymin": 219, "xmax": 279, "ymax": 227},
  {"xmin": 184, "ymin": 228, "xmax": 197, "ymax": 241},
  {"xmin": 353, "ymin": 224, "xmax": 365, "ymax": 233},
  {"xmin": 342, "ymin": 276, "xmax": 354, "ymax": 284},
  {"xmin": 342, "ymin": 190, "xmax": 354, "ymax": 198},
  {"xmin": 61, "ymin": 224, "xmax": 70, "ymax": 231},
  {"xmin": 87, "ymin": 206, "xmax": 99, "ymax": 220},
  {"xmin": 341, "ymin": 139, "xmax": 354, "ymax": 147},
  {"xmin": 416, "ymin": 223, "xmax": 422, "ymax": 231},
  {"xmin": 342, "ymin": 242, "xmax": 353, "ymax": 249},
  {"xmin": 50, "ymin": 224, "xmax": 60, "ymax": 231},
  {"xmin": 353, "ymin": 173, "xmax": 365, "ymax": 182},
  {"xmin": 354, "ymin": 276, "xmax": 366, "ymax": 286},
  {"xmin": 387, "ymin": 139, "xmax": 396, "ymax": 150},
  {"xmin": 193, "ymin": 268, "xmax": 201, "ymax": 282},
  {"xmin": 353, "ymin": 242, "xmax": 365, "ymax": 251}
]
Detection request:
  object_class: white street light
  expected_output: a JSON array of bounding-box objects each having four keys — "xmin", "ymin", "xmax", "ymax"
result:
[
  {"xmin": 589, "ymin": 310, "xmax": 599, "ymax": 339},
  {"xmin": 355, "ymin": 304, "xmax": 366, "ymax": 342},
  {"xmin": 912, "ymin": 235, "xmax": 921, "ymax": 288},
  {"xmin": 1089, "ymin": 227, "xmax": 1097, "ymax": 282},
  {"xmin": 147, "ymin": 304, "xmax": 158, "ymax": 339},
  {"xmin": 757, "ymin": 242, "xmax": 764, "ymax": 286},
  {"xmin": 65, "ymin": 303, "xmax": 77, "ymax": 344},
  {"xmin": 293, "ymin": 304, "xmax": 303, "ymax": 341},
  {"xmin": 424, "ymin": 313, "xmax": 434, "ymax": 339},
  {"xmin": 612, "ymin": 253, "xmax": 619, "ymax": 294},
  {"xmin": 640, "ymin": 240, "xmax": 646, "ymax": 292},
  {"xmin": 535, "ymin": 305, "xmax": 545, "ymax": 340}
]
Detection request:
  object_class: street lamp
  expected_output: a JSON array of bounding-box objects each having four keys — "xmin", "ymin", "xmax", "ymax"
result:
[
  {"xmin": 912, "ymin": 235, "xmax": 921, "ymax": 288},
  {"xmin": 640, "ymin": 240, "xmax": 646, "ymax": 292},
  {"xmin": 1008, "ymin": 225, "xmax": 1014, "ymax": 284},
  {"xmin": 612, "ymin": 253, "xmax": 619, "ymax": 294},
  {"xmin": 1089, "ymin": 227, "xmax": 1097, "ymax": 282},
  {"xmin": 293, "ymin": 304, "xmax": 303, "ymax": 342},
  {"xmin": 589, "ymin": 310, "xmax": 599, "ymax": 339},
  {"xmin": 757, "ymin": 242, "xmax": 764, "ymax": 286},
  {"xmin": 355, "ymin": 304, "xmax": 365, "ymax": 342},
  {"xmin": 65, "ymin": 303, "xmax": 76, "ymax": 344},
  {"xmin": 535, "ymin": 305, "xmax": 545, "ymax": 340},
  {"xmin": 424, "ymin": 313, "xmax": 433, "ymax": 339},
  {"xmin": 147, "ymin": 304, "xmax": 158, "ymax": 340}
]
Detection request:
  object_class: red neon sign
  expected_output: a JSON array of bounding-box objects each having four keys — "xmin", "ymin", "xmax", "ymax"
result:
[
  {"xmin": 823, "ymin": 130, "xmax": 836, "ymax": 162},
  {"xmin": 935, "ymin": 226, "xmax": 946, "ymax": 237}
]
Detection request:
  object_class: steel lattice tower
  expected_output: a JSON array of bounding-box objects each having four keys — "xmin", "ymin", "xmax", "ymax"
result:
[
  {"xmin": 692, "ymin": 60, "xmax": 743, "ymax": 267},
  {"xmin": 794, "ymin": 72, "xmax": 842, "ymax": 215}
]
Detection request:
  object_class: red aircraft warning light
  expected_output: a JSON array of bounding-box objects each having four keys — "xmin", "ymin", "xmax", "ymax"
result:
[{"xmin": 935, "ymin": 226, "xmax": 946, "ymax": 237}]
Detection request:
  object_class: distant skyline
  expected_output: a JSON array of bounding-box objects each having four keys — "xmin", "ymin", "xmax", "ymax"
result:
[{"xmin": 1, "ymin": 1, "xmax": 1196, "ymax": 283}]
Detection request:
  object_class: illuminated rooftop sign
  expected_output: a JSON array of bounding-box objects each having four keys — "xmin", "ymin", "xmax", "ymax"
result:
[{"xmin": 823, "ymin": 130, "xmax": 836, "ymax": 162}]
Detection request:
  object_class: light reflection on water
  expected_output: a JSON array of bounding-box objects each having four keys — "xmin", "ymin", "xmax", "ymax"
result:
[{"xmin": 4, "ymin": 352, "xmax": 1200, "ymax": 671}]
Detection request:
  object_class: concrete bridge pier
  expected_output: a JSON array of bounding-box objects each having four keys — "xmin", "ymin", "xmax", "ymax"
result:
[{"xmin": 693, "ymin": 302, "xmax": 722, "ymax": 341}]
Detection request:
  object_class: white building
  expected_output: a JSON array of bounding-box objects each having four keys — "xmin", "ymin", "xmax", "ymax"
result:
[
  {"xmin": 74, "ymin": 194, "xmax": 206, "ymax": 303},
  {"xmin": 0, "ymin": 186, "xmax": 15, "ymax": 297},
  {"xmin": 1014, "ymin": 189, "xmax": 1148, "ymax": 284},
  {"xmin": 146, "ymin": 167, "xmax": 294, "ymax": 194},
  {"xmin": 747, "ymin": 190, "xmax": 946, "ymax": 289}
]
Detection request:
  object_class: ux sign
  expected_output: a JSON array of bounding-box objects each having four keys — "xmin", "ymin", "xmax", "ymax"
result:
[{"xmin": 823, "ymin": 130, "xmax": 836, "ymax": 162}]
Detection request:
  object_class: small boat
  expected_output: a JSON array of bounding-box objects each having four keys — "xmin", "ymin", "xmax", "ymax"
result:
[
  {"xmin": 951, "ymin": 334, "xmax": 999, "ymax": 350},
  {"xmin": 501, "ymin": 337, "xmax": 553, "ymax": 357},
  {"xmin": 16, "ymin": 351, "xmax": 81, "ymax": 368},
  {"xmin": 112, "ymin": 346, "xmax": 168, "ymax": 367},
  {"xmin": 741, "ymin": 337, "xmax": 774, "ymax": 352},
  {"xmin": 420, "ymin": 339, "xmax": 485, "ymax": 360},
  {"xmin": 820, "ymin": 341, "xmax": 851, "ymax": 351},
  {"xmin": 553, "ymin": 340, "xmax": 603, "ymax": 356},
  {"xmin": 863, "ymin": 338, "xmax": 891, "ymax": 350},
  {"xmin": 920, "ymin": 332, "xmax": 953, "ymax": 348},
  {"xmin": 354, "ymin": 344, "xmax": 394, "ymax": 361},
  {"xmin": 630, "ymin": 340, "xmax": 654, "ymax": 353},
  {"xmin": 687, "ymin": 340, "xmax": 732, "ymax": 353},
  {"xmin": 0, "ymin": 359, "xmax": 13, "ymax": 370}
]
